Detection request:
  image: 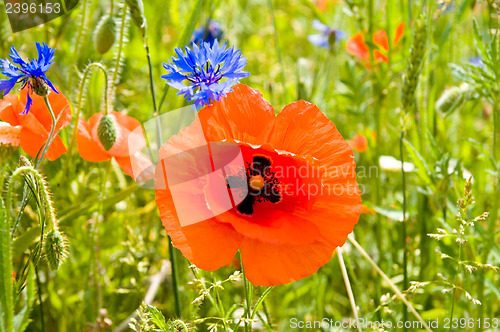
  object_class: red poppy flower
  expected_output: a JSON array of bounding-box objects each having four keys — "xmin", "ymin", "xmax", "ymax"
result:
[
  {"xmin": 155, "ymin": 84, "xmax": 361, "ymax": 286},
  {"xmin": 346, "ymin": 22, "xmax": 405, "ymax": 64},
  {"xmin": 0, "ymin": 87, "xmax": 71, "ymax": 161},
  {"xmin": 76, "ymin": 111, "xmax": 152, "ymax": 181},
  {"xmin": 348, "ymin": 133, "xmax": 368, "ymax": 153}
]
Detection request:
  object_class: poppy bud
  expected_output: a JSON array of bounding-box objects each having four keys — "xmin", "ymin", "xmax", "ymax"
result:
[
  {"xmin": 19, "ymin": 155, "xmax": 32, "ymax": 167},
  {"xmin": 125, "ymin": 0, "xmax": 147, "ymax": 38},
  {"xmin": 94, "ymin": 15, "xmax": 117, "ymax": 54},
  {"xmin": 435, "ymin": 83, "xmax": 473, "ymax": 114},
  {"xmin": 43, "ymin": 230, "xmax": 68, "ymax": 271},
  {"xmin": 97, "ymin": 114, "xmax": 119, "ymax": 151}
]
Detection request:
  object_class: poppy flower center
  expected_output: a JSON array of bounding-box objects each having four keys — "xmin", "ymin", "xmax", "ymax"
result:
[
  {"xmin": 249, "ymin": 175, "xmax": 265, "ymax": 191},
  {"xmin": 226, "ymin": 155, "xmax": 282, "ymax": 216}
]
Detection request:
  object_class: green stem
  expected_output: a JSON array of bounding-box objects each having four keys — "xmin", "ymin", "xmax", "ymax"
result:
[
  {"xmin": 267, "ymin": 0, "xmax": 287, "ymax": 105},
  {"xmin": 400, "ymin": 131, "xmax": 408, "ymax": 327},
  {"xmin": 168, "ymin": 237, "xmax": 181, "ymax": 317},
  {"xmin": 63, "ymin": 63, "xmax": 110, "ymax": 178},
  {"xmin": 110, "ymin": 5, "xmax": 128, "ymax": 103},
  {"xmin": 34, "ymin": 265, "xmax": 45, "ymax": 332},
  {"xmin": 449, "ymin": 244, "xmax": 462, "ymax": 330},
  {"xmin": 36, "ymin": 96, "xmax": 57, "ymax": 169},
  {"xmin": 240, "ymin": 251, "xmax": 252, "ymax": 332}
]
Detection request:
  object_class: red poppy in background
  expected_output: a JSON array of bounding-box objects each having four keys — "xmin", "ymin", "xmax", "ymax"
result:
[
  {"xmin": 346, "ymin": 22, "xmax": 405, "ymax": 64},
  {"xmin": 155, "ymin": 84, "xmax": 361, "ymax": 286},
  {"xmin": 76, "ymin": 111, "xmax": 152, "ymax": 181},
  {"xmin": 348, "ymin": 133, "xmax": 368, "ymax": 153},
  {"xmin": 0, "ymin": 87, "xmax": 71, "ymax": 161}
]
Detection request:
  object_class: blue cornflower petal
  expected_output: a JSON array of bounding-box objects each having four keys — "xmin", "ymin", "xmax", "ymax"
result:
[
  {"xmin": 0, "ymin": 77, "xmax": 22, "ymax": 95},
  {"xmin": 308, "ymin": 34, "xmax": 330, "ymax": 49},
  {"xmin": 0, "ymin": 43, "xmax": 57, "ymax": 115},
  {"xmin": 469, "ymin": 56, "xmax": 484, "ymax": 68},
  {"xmin": 308, "ymin": 20, "xmax": 345, "ymax": 50},
  {"xmin": 162, "ymin": 39, "xmax": 250, "ymax": 107},
  {"xmin": 22, "ymin": 87, "xmax": 33, "ymax": 115},
  {"xmin": 192, "ymin": 20, "xmax": 224, "ymax": 46},
  {"xmin": 312, "ymin": 20, "xmax": 331, "ymax": 34}
]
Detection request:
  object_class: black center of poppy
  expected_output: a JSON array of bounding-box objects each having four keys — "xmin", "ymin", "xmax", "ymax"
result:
[{"xmin": 226, "ymin": 155, "xmax": 282, "ymax": 216}]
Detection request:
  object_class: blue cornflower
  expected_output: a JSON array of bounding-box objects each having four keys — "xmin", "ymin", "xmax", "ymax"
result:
[
  {"xmin": 469, "ymin": 56, "xmax": 484, "ymax": 68},
  {"xmin": 162, "ymin": 39, "xmax": 250, "ymax": 107},
  {"xmin": 308, "ymin": 20, "xmax": 346, "ymax": 50},
  {"xmin": 0, "ymin": 42, "xmax": 58, "ymax": 115},
  {"xmin": 192, "ymin": 20, "xmax": 223, "ymax": 46}
]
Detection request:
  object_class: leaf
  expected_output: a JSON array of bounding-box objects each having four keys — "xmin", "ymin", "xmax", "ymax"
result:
[
  {"xmin": 12, "ymin": 227, "xmax": 40, "ymax": 258},
  {"xmin": 146, "ymin": 304, "xmax": 169, "ymax": 332},
  {"xmin": 426, "ymin": 130, "xmax": 442, "ymax": 160},
  {"xmin": 250, "ymin": 286, "xmax": 275, "ymax": 320},
  {"xmin": 59, "ymin": 184, "xmax": 139, "ymax": 225},
  {"xmin": 0, "ymin": 198, "xmax": 13, "ymax": 332},
  {"xmin": 403, "ymin": 139, "xmax": 435, "ymax": 190},
  {"xmin": 374, "ymin": 206, "xmax": 405, "ymax": 222},
  {"xmin": 472, "ymin": 19, "xmax": 489, "ymax": 63}
]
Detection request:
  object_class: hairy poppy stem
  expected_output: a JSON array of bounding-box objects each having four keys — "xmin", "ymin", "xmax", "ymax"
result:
[
  {"xmin": 337, "ymin": 248, "xmax": 362, "ymax": 332},
  {"xmin": 347, "ymin": 234, "xmax": 432, "ymax": 332},
  {"xmin": 36, "ymin": 96, "xmax": 57, "ymax": 169},
  {"xmin": 63, "ymin": 63, "xmax": 110, "ymax": 179}
]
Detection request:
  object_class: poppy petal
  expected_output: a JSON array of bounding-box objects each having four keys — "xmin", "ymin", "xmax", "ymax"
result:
[
  {"xmin": 19, "ymin": 127, "xmax": 67, "ymax": 160},
  {"xmin": 0, "ymin": 122, "xmax": 20, "ymax": 146},
  {"xmin": 346, "ymin": 32, "xmax": 370, "ymax": 60},
  {"xmin": 373, "ymin": 49, "xmax": 389, "ymax": 63},
  {"xmin": 19, "ymin": 87, "xmax": 71, "ymax": 133},
  {"xmin": 155, "ymin": 185, "xmax": 243, "ymax": 271},
  {"xmin": 0, "ymin": 95, "xmax": 22, "ymax": 126},
  {"xmin": 240, "ymin": 237, "xmax": 336, "ymax": 286},
  {"xmin": 393, "ymin": 22, "xmax": 405, "ymax": 45},
  {"xmin": 76, "ymin": 118, "xmax": 110, "ymax": 162},
  {"xmin": 115, "ymin": 151, "xmax": 155, "ymax": 181},
  {"xmin": 373, "ymin": 29, "xmax": 389, "ymax": 52},
  {"xmin": 199, "ymin": 84, "xmax": 275, "ymax": 145}
]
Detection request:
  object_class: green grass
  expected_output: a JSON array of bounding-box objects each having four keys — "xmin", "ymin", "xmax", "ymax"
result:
[{"xmin": 0, "ymin": 0, "xmax": 499, "ymax": 331}]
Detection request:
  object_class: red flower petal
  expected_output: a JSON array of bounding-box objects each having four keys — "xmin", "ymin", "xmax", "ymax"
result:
[
  {"xmin": 76, "ymin": 118, "xmax": 111, "ymax": 162},
  {"xmin": 373, "ymin": 49, "xmax": 389, "ymax": 63},
  {"xmin": 199, "ymin": 84, "xmax": 276, "ymax": 145},
  {"xmin": 393, "ymin": 22, "xmax": 405, "ymax": 45},
  {"xmin": 346, "ymin": 32, "xmax": 370, "ymax": 60},
  {"xmin": 240, "ymin": 237, "xmax": 336, "ymax": 286},
  {"xmin": 373, "ymin": 29, "xmax": 389, "ymax": 52}
]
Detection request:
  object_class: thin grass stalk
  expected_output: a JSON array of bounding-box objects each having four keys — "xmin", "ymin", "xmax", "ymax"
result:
[
  {"xmin": 400, "ymin": 130, "xmax": 408, "ymax": 326},
  {"xmin": 267, "ymin": 0, "xmax": 287, "ymax": 105},
  {"xmin": 347, "ymin": 234, "xmax": 432, "ymax": 332},
  {"xmin": 337, "ymin": 248, "xmax": 362, "ymax": 332},
  {"xmin": 240, "ymin": 251, "xmax": 252, "ymax": 332},
  {"xmin": 365, "ymin": 0, "xmax": 384, "ymax": 320}
]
